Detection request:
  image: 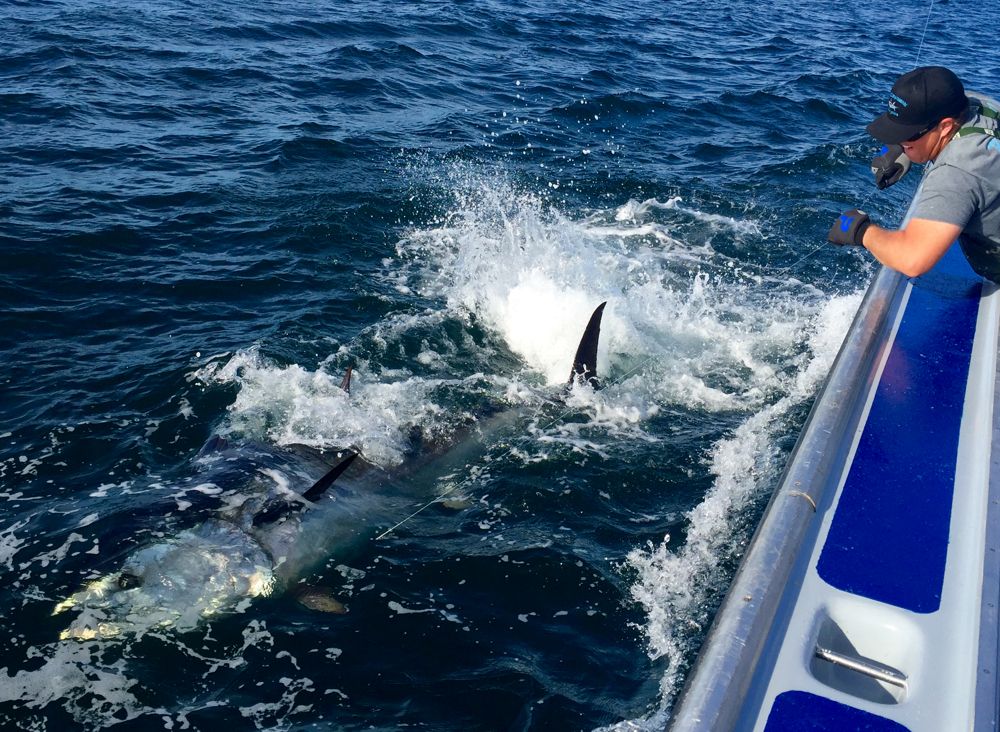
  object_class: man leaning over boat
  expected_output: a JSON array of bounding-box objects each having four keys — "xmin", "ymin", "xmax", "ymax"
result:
[{"xmin": 827, "ymin": 66, "xmax": 1000, "ymax": 283}]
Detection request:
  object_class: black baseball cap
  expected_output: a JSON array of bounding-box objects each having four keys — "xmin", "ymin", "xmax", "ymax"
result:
[{"xmin": 866, "ymin": 66, "xmax": 968, "ymax": 144}]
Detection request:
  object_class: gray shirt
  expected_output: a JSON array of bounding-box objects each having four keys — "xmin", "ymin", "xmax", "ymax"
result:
[{"xmin": 912, "ymin": 93, "xmax": 1000, "ymax": 282}]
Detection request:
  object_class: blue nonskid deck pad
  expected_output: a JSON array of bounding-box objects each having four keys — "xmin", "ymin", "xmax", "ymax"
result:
[
  {"xmin": 764, "ymin": 691, "xmax": 911, "ymax": 731},
  {"xmin": 817, "ymin": 246, "xmax": 982, "ymax": 613}
]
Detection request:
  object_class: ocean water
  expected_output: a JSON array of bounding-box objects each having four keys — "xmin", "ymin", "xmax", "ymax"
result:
[{"xmin": 2, "ymin": 0, "xmax": 998, "ymax": 729}]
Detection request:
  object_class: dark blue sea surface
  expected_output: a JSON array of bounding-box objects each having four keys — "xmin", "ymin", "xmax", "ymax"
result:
[{"xmin": 2, "ymin": 0, "xmax": 997, "ymax": 729}]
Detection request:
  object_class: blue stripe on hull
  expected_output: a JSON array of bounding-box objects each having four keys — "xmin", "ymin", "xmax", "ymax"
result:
[
  {"xmin": 764, "ymin": 691, "xmax": 910, "ymax": 731},
  {"xmin": 816, "ymin": 267, "xmax": 981, "ymax": 613}
]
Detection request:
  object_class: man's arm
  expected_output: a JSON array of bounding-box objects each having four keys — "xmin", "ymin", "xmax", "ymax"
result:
[{"xmin": 861, "ymin": 217, "xmax": 962, "ymax": 277}]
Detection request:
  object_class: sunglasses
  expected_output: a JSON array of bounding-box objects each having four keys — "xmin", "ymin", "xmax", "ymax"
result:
[{"xmin": 905, "ymin": 120, "xmax": 939, "ymax": 142}]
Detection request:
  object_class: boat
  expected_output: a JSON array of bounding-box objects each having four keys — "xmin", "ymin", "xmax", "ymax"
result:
[{"xmin": 667, "ymin": 189, "xmax": 1000, "ymax": 731}]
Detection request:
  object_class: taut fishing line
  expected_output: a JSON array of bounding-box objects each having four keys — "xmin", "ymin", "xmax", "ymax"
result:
[
  {"xmin": 374, "ymin": 351, "xmax": 658, "ymax": 541},
  {"xmin": 374, "ymin": 0, "xmax": 938, "ymax": 543},
  {"xmin": 772, "ymin": 0, "xmax": 936, "ymax": 277}
]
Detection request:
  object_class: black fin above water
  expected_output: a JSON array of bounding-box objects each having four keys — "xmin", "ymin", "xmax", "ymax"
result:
[
  {"xmin": 339, "ymin": 367, "xmax": 353, "ymax": 395},
  {"xmin": 302, "ymin": 451, "xmax": 358, "ymax": 503},
  {"xmin": 567, "ymin": 302, "xmax": 607, "ymax": 389},
  {"xmin": 252, "ymin": 451, "xmax": 360, "ymax": 528}
]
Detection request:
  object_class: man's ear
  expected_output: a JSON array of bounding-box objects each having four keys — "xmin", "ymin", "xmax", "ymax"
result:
[{"xmin": 940, "ymin": 116, "xmax": 962, "ymax": 135}]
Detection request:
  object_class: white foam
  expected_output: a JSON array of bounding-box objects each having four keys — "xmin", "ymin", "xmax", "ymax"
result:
[
  {"xmin": 210, "ymin": 356, "xmax": 462, "ymax": 467},
  {"xmin": 166, "ymin": 483, "xmax": 224, "ymax": 513},
  {"xmin": 389, "ymin": 171, "xmax": 804, "ymax": 421},
  {"xmin": 0, "ymin": 518, "xmax": 30, "ymax": 572},
  {"xmin": 239, "ymin": 675, "xmax": 316, "ymax": 726},
  {"xmin": 193, "ymin": 347, "xmax": 260, "ymax": 385},
  {"xmin": 388, "ymin": 600, "xmax": 435, "ymax": 615},
  {"xmin": 615, "ymin": 196, "xmax": 762, "ymax": 237},
  {"xmin": 21, "ymin": 533, "xmax": 87, "ymax": 571},
  {"xmin": 201, "ymin": 167, "xmax": 822, "ymax": 480},
  {"xmin": 603, "ymin": 292, "xmax": 862, "ymax": 730},
  {"xmin": 178, "ymin": 165, "xmax": 859, "ymax": 727},
  {"xmin": 0, "ymin": 642, "xmax": 152, "ymax": 727}
]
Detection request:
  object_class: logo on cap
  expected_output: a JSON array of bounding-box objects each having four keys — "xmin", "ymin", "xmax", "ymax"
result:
[
  {"xmin": 887, "ymin": 92, "xmax": 908, "ymax": 118},
  {"xmin": 868, "ymin": 67, "xmax": 968, "ymax": 144}
]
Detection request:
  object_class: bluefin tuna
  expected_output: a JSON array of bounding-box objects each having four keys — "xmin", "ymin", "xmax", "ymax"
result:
[{"xmin": 53, "ymin": 303, "xmax": 607, "ymax": 640}]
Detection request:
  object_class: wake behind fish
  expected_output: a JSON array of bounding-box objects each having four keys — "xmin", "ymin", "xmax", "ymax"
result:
[
  {"xmin": 206, "ymin": 163, "xmax": 864, "ymax": 725},
  {"xmin": 205, "ymin": 165, "xmax": 830, "ymax": 468},
  {"xmin": 0, "ymin": 164, "xmax": 861, "ymax": 730},
  {"xmin": 603, "ymin": 293, "xmax": 862, "ymax": 731}
]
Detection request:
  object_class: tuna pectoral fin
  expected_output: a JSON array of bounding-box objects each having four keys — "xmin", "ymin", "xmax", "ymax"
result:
[
  {"xmin": 302, "ymin": 451, "xmax": 359, "ymax": 502},
  {"xmin": 295, "ymin": 587, "xmax": 348, "ymax": 614},
  {"xmin": 567, "ymin": 302, "xmax": 607, "ymax": 389}
]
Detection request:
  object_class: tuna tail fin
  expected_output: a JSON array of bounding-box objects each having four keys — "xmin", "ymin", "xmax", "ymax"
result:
[
  {"xmin": 339, "ymin": 367, "xmax": 353, "ymax": 394},
  {"xmin": 567, "ymin": 302, "xmax": 607, "ymax": 389},
  {"xmin": 302, "ymin": 451, "xmax": 359, "ymax": 503}
]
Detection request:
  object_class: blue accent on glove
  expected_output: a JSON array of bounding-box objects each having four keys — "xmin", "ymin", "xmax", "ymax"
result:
[{"xmin": 827, "ymin": 209, "xmax": 871, "ymax": 246}]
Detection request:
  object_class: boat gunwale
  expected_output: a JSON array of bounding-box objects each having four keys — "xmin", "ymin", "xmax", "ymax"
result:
[{"xmin": 665, "ymin": 231, "xmax": 916, "ymax": 730}]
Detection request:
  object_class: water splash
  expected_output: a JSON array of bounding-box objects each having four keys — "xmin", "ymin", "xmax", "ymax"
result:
[
  {"xmin": 136, "ymin": 165, "xmax": 857, "ymax": 729},
  {"xmin": 605, "ymin": 292, "xmax": 862, "ymax": 729}
]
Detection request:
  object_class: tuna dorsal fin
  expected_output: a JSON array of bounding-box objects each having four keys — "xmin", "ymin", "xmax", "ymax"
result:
[
  {"xmin": 302, "ymin": 451, "xmax": 358, "ymax": 503},
  {"xmin": 339, "ymin": 367, "xmax": 353, "ymax": 394},
  {"xmin": 567, "ymin": 302, "xmax": 607, "ymax": 389}
]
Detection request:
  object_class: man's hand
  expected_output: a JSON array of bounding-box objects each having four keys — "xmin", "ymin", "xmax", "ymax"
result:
[
  {"xmin": 827, "ymin": 209, "xmax": 871, "ymax": 246},
  {"xmin": 871, "ymin": 144, "xmax": 911, "ymax": 190}
]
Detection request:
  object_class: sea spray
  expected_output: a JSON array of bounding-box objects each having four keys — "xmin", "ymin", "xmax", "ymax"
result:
[{"xmin": 608, "ymin": 292, "xmax": 862, "ymax": 730}]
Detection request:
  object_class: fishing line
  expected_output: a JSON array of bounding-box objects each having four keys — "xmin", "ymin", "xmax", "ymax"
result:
[
  {"xmin": 768, "ymin": 0, "xmax": 935, "ymax": 279},
  {"xmin": 913, "ymin": 0, "xmax": 935, "ymax": 68},
  {"xmin": 374, "ymin": 351, "xmax": 659, "ymax": 541},
  {"xmin": 771, "ymin": 241, "xmax": 830, "ymax": 277},
  {"xmin": 849, "ymin": 1, "xmax": 935, "ymax": 232},
  {"xmin": 377, "ymin": 0, "xmax": 941, "ymax": 542}
]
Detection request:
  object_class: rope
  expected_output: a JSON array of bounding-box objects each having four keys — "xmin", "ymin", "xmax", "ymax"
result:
[{"xmin": 788, "ymin": 490, "xmax": 818, "ymax": 512}]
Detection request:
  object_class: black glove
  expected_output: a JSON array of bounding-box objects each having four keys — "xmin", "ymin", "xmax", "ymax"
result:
[
  {"xmin": 871, "ymin": 144, "xmax": 911, "ymax": 190},
  {"xmin": 827, "ymin": 209, "xmax": 871, "ymax": 246}
]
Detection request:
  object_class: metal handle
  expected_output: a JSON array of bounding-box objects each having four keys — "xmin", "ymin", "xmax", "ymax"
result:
[{"xmin": 814, "ymin": 646, "xmax": 908, "ymax": 690}]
